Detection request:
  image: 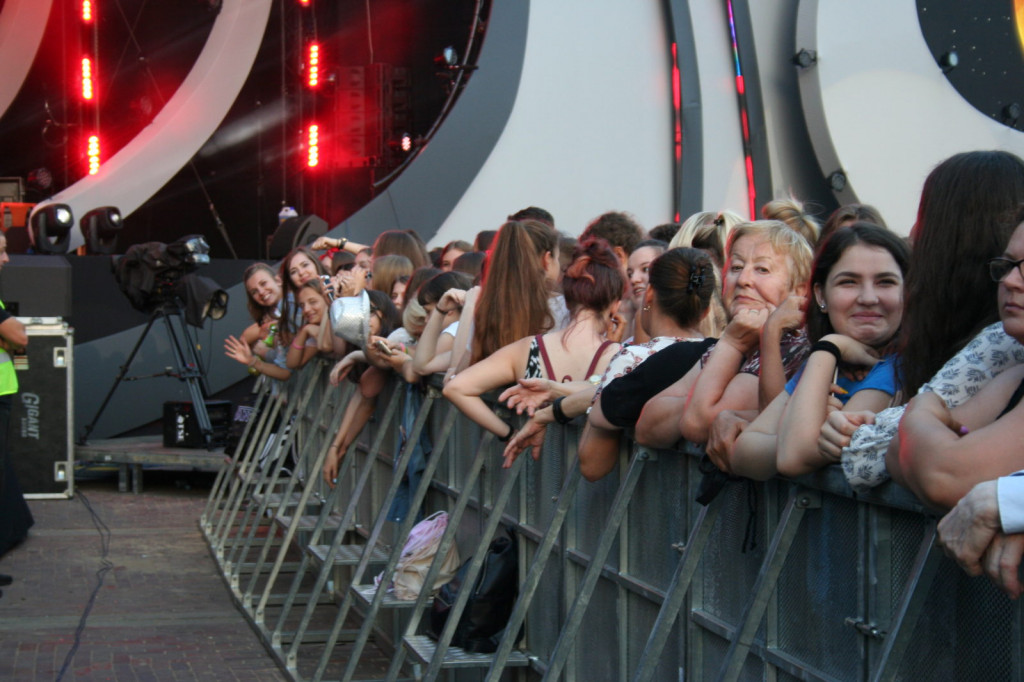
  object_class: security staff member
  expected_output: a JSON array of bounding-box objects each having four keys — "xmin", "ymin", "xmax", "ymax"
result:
[{"xmin": 0, "ymin": 231, "xmax": 32, "ymax": 587}]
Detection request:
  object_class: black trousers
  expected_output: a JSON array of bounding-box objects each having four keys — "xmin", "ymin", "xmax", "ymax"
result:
[{"xmin": 0, "ymin": 394, "xmax": 34, "ymax": 557}]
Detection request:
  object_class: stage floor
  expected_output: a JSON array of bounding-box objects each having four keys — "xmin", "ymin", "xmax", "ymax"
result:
[{"xmin": 75, "ymin": 436, "xmax": 226, "ymax": 494}]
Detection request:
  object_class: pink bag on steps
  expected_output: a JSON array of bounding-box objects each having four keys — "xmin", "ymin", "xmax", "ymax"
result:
[{"xmin": 376, "ymin": 510, "xmax": 461, "ymax": 600}]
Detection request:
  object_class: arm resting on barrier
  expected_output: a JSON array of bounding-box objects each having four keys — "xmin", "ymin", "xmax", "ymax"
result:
[
  {"xmin": 776, "ymin": 335, "xmax": 889, "ymax": 478},
  {"xmin": 730, "ymin": 394, "xmax": 788, "ymax": 480},
  {"xmin": 634, "ymin": 364, "xmax": 700, "ymax": 449},
  {"xmin": 679, "ymin": 312, "xmax": 762, "ymax": 444},
  {"xmin": 898, "ymin": 369, "xmax": 1024, "ymax": 509},
  {"xmin": 579, "ymin": 401, "xmax": 624, "ymax": 481},
  {"xmin": 444, "ymin": 337, "xmax": 529, "ymax": 438}
]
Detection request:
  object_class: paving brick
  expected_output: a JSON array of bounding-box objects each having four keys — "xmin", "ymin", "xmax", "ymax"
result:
[{"xmin": 0, "ymin": 473, "xmax": 286, "ymax": 681}]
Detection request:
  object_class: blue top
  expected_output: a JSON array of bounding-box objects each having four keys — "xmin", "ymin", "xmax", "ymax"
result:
[{"xmin": 784, "ymin": 355, "xmax": 897, "ymax": 405}]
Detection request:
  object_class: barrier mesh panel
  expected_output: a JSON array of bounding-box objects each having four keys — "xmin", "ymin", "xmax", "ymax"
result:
[
  {"xmin": 698, "ymin": 630, "xmax": 765, "ymax": 682},
  {"xmin": 577, "ymin": 577, "xmax": 622, "ymax": 681},
  {"xmin": 628, "ymin": 587, "xmax": 680, "ymax": 681},
  {"xmin": 627, "ymin": 456, "xmax": 688, "ymax": 587},
  {"xmin": 897, "ymin": 561, "xmax": 1015, "ymax": 681},
  {"xmin": 699, "ymin": 482, "xmax": 767, "ymax": 623},
  {"xmin": 888, "ymin": 509, "xmax": 928, "ymax": 609},
  {"xmin": 526, "ymin": 543, "xmax": 566, "ymax": 662},
  {"xmin": 573, "ymin": 466, "xmax": 621, "ymax": 565},
  {"xmin": 777, "ymin": 495, "xmax": 862, "ymax": 678}
]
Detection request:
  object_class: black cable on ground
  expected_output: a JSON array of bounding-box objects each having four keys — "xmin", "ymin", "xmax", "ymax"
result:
[{"xmin": 54, "ymin": 490, "xmax": 113, "ymax": 682}]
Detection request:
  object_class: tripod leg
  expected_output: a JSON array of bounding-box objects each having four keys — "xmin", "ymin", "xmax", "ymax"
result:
[
  {"xmin": 78, "ymin": 312, "xmax": 161, "ymax": 444},
  {"xmin": 162, "ymin": 310, "xmax": 215, "ymax": 448}
]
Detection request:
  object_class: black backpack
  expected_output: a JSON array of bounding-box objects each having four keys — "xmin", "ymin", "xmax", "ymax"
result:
[{"xmin": 428, "ymin": 529, "xmax": 521, "ymax": 653}]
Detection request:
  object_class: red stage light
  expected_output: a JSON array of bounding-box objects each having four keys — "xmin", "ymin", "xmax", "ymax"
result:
[
  {"xmin": 82, "ymin": 0, "xmax": 93, "ymax": 22},
  {"xmin": 87, "ymin": 135, "xmax": 101, "ymax": 175},
  {"xmin": 307, "ymin": 43, "xmax": 320, "ymax": 88},
  {"xmin": 81, "ymin": 57, "xmax": 94, "ymax": 100},
  {"xmin": 307, "ymin": 124, "xmax": 320, "ymax": 167}
]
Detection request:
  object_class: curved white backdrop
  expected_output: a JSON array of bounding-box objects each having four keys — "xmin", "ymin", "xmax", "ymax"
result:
[
  {"xmin": 0, "ymin": 0, "xmax": 54, "ymax": 123},
  {"xmin": 797, "ymin": 0, "xmax": 1024, "ymax": 234},
  {"xmin": 431, "ymin": 1, "xmax": 676, "ymax": 242}
]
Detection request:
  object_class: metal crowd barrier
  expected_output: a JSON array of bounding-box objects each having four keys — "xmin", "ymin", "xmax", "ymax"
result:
[{"xmin": 202, "ymin": 363, "xmax": 1024, "ymax": 682}]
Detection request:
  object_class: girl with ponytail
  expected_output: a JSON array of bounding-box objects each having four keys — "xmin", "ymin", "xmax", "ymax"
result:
[{"xmin": 444, "ymin": 238, "xmax": 624, "ymax": 440}]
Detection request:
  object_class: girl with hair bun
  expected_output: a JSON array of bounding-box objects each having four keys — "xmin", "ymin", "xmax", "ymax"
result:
[
  {"xmin": 444, "ymin": 238, "xmax": 624, "ymax": 440},
  {"xmin": 762, "ymin": 194, "xmax": 821, "ymax": 246},
  {"xmin": 503, "ymin": 248, "xmax": 718, "ymax": 478}
]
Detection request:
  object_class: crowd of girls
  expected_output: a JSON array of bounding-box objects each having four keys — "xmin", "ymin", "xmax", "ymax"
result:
[{"xmin": 225, "ymin": 150, "xmax": 1024, "ymax": 596}]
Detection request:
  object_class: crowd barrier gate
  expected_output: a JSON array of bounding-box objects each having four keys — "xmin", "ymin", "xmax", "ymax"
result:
[{"xmin": 201, "ymin": 360, "xmax": 1022, "ymax": 682}]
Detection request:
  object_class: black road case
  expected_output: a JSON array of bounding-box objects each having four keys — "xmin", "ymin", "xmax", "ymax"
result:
[{"xmin": 10, "ymin": 318, "xmax": 73, "ymax": 498}]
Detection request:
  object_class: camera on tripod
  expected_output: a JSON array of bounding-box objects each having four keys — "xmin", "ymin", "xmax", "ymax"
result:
[
  {"xmin": 113, "ymin": 235, "xmax": 228, "ymax": 327},
  {"xmin": 79, "ymin": 235, "xmax": 230, "ymax": 448}
]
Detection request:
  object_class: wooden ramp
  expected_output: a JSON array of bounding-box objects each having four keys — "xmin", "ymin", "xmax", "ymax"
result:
[{"xmin": 76, "ymin": 435, "xmax": 226, "ymax": 493}]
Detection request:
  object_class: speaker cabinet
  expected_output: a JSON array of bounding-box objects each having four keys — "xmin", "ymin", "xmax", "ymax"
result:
[
  {"xmin": 0, "ymin": 255, "xmax": 72, "ymax": 318},
  {"xmin": 162, "ymin": 400, "xmax": 232, "ymax": 448}
]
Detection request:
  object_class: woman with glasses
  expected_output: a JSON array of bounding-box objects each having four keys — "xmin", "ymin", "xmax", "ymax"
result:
[{"xmin": 896, "ymin": 209, "xmax": 1024, "ymax": 510}]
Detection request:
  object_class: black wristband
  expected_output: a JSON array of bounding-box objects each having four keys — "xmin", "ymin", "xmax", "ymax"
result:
[
  {"xmin": 810, "ymin": 339, "xmax": 842, "ymax": 364},
  {"xmin": 551, "ymin": 396, "xmax": 572, "ymax": 425},
  {"xmin": 497, "ymin": 419, "xmax": 515, "ymax": 442}
]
